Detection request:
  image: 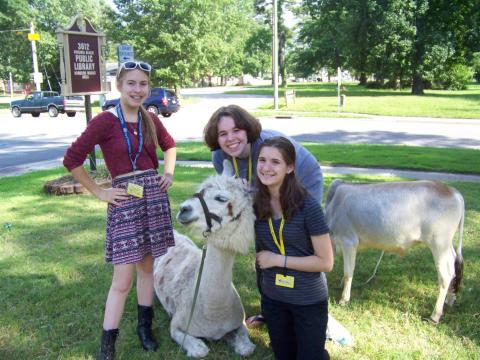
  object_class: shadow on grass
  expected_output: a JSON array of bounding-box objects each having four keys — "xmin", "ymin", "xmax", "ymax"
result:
[
  {"xmin": 292, "ymin": 130, "xmax": 480, "ymax": 151},
  {"xmin": 239, "ymin": 83, "xmax": 480, "ymax": 104},
  {"xmin": 328, "ymin": 242, "xmax": 480, "ymax": 348},
  {"xmin": 0, "ymin": 167, "xmax": 273, "ymax": 359},
  {"xmin": 1, "ymin": 169, "xmax": 479, "ymax": 358}
]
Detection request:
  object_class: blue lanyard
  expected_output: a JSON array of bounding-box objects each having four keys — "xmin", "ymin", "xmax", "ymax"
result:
[{"xmin": 116, "ymin": 104, "xmax": 143, "ymax": 171}]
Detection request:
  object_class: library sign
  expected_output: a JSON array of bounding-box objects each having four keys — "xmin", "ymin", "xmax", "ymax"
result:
[{"xmin": 56, "ymin": 14, "xmax": 107, "ymax": 95}]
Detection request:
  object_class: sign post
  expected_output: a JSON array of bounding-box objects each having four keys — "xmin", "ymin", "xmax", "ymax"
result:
[
  {"xmin": 29, "ymin": 22, "xmax": 42, "ymax": 91},
  {"xmin": 57, "ymin": 14, "xmax": 107, "ymax": 170}
]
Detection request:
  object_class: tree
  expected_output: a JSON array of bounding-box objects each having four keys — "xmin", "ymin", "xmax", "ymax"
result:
[
  {"xmin": 294, "ymin": 0, "xmax": 349, "ymax": 77},
  {"xmin": 111, "ymin": 0, "xmax": 256, "ymax": 91},
  {"xmin": 411, "ymin": 0, "xmax": 480, "ymax": 94},
  {"xmin": 472, "ymin": 52, "xmax": 480, "ymax": 82},
  {"xmin": 0, "ymin": 0, "xmax": 35, "ymax": 85},
  {"xmin": 0, "ymin": 0, "xmax": 114, "ymax": 91},
  {"xmin": 365, "ymin": 0, "xmax": 415, "ymax": 87},
  {"xmin": 243, "ymin": 23, "xmax": 272, "ymax": 77},
  {"xmin": 254, "ymin": 0, "xmax": 295, "ymax": 86},
  {"xmin": 294, "ymin": 0, "xmax": 480, "ymax": 93}
]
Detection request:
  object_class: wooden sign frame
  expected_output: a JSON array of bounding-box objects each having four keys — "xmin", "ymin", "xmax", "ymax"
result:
[{"xmin": 56, "ymin": 14, "xmax": 107, "ymax": 96}]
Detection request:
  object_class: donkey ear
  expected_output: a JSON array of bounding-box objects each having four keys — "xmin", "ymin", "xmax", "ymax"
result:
[{"xmin": 222, "ymin": 159, "xmax": 235, "ymax": 177}]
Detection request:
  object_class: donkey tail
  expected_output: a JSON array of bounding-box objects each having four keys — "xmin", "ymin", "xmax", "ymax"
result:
[{"xmin": 449, "ymin": 192, "xmax": 465, "ymax": 294}]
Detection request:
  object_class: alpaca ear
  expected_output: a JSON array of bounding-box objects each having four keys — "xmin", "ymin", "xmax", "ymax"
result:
[{"xmin": 222, "ymin": 159, "xmax": 235, "ymax": 177}]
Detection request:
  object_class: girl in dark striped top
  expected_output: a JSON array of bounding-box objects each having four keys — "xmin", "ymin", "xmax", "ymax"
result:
[{"xmin": 254, "ymin": 136, "xmax": 333, "ymax": 360}]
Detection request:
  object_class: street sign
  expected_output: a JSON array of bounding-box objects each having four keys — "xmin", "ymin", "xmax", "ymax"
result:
[
  {"xmin": 28, "ymin": 33, "xmax": 40, "ymax": 41},
  {"xmin": 117, "ymin": 44, "xmax": 134, "ymax": 64}
]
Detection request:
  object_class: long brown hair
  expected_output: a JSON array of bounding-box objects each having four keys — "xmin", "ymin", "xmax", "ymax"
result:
[
  {"xmin": 254, "ymin": 137, "xmax": 306, "ymax": 221},
  {"xmin": 116, "ymin": 65, "xmax": 158, "ymax": 147},
  {"xmin": 203, "ymin": 105, "xmax": 262, "ymax": 150}
]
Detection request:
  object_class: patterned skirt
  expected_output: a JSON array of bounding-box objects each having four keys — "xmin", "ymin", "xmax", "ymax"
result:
[{"xmin": 105, "ymin": 169, "xmax": 175, "ymax": 264}]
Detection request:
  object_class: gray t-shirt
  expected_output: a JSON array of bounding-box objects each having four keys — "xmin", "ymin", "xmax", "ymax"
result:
[
  {"xmin": 211, "ymin": 129, "xmax": 324, "ymax": 203},
  {"xmin": 255, "ymin": 195, "xmax": 330, "ymax": 305}
]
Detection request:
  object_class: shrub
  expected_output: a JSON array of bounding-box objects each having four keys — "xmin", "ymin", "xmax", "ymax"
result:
[
  {"xmin": 437, "ymin": 64, "xmax": 473, "ymax": 90},
  {"xmin": 365, "ymin": 81, "xmax": 385, "ymax": 89}
]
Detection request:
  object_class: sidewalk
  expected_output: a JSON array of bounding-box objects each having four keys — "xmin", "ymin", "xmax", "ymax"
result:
[
  {"xmin": 1, "ymin": 158, "xmax": 479, "ymax": 183},
  {"xmin": 175, "ymin": 161, "xmax": 480, "ymax": 183}
]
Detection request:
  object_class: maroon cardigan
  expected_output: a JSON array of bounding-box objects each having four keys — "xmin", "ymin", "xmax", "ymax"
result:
[{"xmin": 63, "ymin": 111, "xmax": 176, "ymax": 178}]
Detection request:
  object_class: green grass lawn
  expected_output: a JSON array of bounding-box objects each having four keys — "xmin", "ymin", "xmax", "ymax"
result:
[
  {"xmin": 93, "ymin": 142, "xmax": 480, "ymax": 175},
  {"xmin": 168, "ymin": 142, "xmax": 480, "ymax": 175},
  {"xmin": 227, "ymin": 82, "xmax": 480, "ymax": 119},
  {"xmin": 0, "ymin": 166, "xmax": 479, "ymax": 359}
]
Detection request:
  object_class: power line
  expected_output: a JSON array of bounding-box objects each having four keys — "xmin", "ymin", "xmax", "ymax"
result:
[{"xmin": 0, "ymin": 28, "xmax": 30, "ymax": 33}]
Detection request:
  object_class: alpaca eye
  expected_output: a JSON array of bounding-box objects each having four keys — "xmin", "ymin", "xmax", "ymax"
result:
[{"xmin": 214, "ymin": 195, "xmax": 228, "ymax": 202}]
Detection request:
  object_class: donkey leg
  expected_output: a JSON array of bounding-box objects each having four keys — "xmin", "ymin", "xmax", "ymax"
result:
[
  {"xmin": 170, "ymin": 324, "xmax": 209, "ymax": 358},
  {"xmin": 340, "ymin": 244, "xmax": 357, "ymax": 305},
  {"xmin": 225, "ymin": 324, "xmax": 255, "ymax": 356},
  {"xmin": 430, "ymin": 244, "xmax": 455, "ymax": 323}
]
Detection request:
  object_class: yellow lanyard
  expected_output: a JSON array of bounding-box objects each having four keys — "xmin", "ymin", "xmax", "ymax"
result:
[
  {"xmin": 268, "ymin": 217, "xmax": 285, "ymax": 255},
  {"xmin": 232, "ymin": 153, "xmax": 252, "ymax": 183}
]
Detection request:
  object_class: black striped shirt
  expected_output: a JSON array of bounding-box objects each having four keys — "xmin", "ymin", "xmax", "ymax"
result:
[{"xmin": 255, "ymin": 195, "xmax": 330, "ymax": 305}]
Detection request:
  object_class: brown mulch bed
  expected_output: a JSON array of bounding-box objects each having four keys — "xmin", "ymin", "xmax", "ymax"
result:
[{"xmin": 44, "ymin": 174, "xmax": 111, "ymax": 196}]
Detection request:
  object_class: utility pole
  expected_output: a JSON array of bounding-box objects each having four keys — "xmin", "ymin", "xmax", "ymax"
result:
[
  {"xmin": 273, "ymin": 0, "xmax": 279, "ymax": 110},
  {"xmin": 8, "ymin": 58, "xmax": 13, "ymax": 98},
  {"xmin": 0, "ymin": 26, "xmax": 39, "ymax": 94},
  {"xmin": 9, "ymin": 71, "xmax": 14, "ymax": 98},
  {"xmin": 43, "ymin": 63, "xmax": 52, "ymax": 91},
  {"xmin": 30, "ymin": 22, "xmax": 41, "ymax": 91}
]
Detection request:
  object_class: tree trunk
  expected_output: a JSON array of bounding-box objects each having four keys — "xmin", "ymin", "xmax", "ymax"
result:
[
  {"xmin": 411, "ymin": 74, "xmax": 424, "ymax": 94},
  {"xmin": 279, "ymin": 38, "xmax": 286, "ymax": 87},
  {"xmin": 359, "ymin": 72, "xmax": 367, "ymax": 86},
  {"xmin": 411, "ymin": 5, "xmax": 425, "ymax": 95},
  {"xmin": 174, "ymin": 84, "xmax": 181, "ymax": 98}
]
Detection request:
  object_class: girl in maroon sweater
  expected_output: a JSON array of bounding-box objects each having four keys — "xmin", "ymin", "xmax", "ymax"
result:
[{"xmin": 64, "ymin": 61, "xmax": 176, "ymax": 359}]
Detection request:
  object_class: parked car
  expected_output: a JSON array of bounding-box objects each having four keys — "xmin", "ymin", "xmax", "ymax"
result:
[
  {"xmin": 10, "ymin": 91, "xmax": 84, "ymax": 118},
  {"xmin": 101, "ymin": 87, "xmax": 180, "ymax": 117}
]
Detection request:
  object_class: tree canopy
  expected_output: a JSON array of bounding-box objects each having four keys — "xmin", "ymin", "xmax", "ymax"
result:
[
  {"xmin": 0, "ymin": 0, "xmax": 114, "ymax": 90},
  {"xmin": 1, "ymin": 0, "xmax": 272, "ymax": 92},
  {"xmin": 2, "ymin": 0, "xmax": 479, "ymax": 94},
  {"xmin": 293, "ymin": 0, "xmax": 480, "ymax": 93},
  {"xmin": 109, "ymin": 0, "xmax": 261, "ymax": 90}
]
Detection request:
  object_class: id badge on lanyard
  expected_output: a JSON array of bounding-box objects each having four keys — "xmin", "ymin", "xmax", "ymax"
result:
[
  {"xmin": 269, "ymin": 217, "xmax": 295, "ymax": 288},
  {"xmin": 127, "ymin": 183, "xmax": 144, "ymax": 198},
  {"xmin": 116, "ymin": 104, "xmax": 144, "ymax": 198}
]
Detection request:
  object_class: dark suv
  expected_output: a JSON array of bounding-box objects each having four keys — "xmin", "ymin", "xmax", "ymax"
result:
[{"xmin": 101, "ymin": 87, "xmax": 180, "ymax": 117}]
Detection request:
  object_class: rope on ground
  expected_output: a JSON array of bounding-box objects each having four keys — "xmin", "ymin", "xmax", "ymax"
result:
[{"xmin": 335, "ymin": 250, "xmax": 385, "ymax": 289}]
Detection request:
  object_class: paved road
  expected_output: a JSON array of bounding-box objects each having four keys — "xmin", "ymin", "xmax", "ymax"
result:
[
  {"xmin": 1, "ymin": 87, "xmax": 479, "ymax": 177},
  {"xmin": 0, "ymin": 88, "xmax": 270, "ymax": 173}
]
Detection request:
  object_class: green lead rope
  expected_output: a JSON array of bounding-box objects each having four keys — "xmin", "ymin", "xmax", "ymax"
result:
[{"xmin": 180, "ymin": 245, "xmax": 207, "ymax": 350}]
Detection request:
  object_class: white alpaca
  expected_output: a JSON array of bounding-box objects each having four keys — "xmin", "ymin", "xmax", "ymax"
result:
[{"xmin": 153, "ymin": 161, "xmax": 256, "ymax": 358}]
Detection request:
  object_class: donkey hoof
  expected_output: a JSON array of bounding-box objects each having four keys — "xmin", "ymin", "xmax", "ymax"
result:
[
  {"xmin": 445, "ymin": 293, "xmax": 456, "ymax": 307},
  {"xmin": 423, "ymin": 315, "xmax": 440, "ymax": 325},
  {"xmin": 339, "ymin": 298, "xmax": 350, "ymax": 306},
  {"xmin": 187, "ymin": 341, "xmax": 209, "ymax": 358}
]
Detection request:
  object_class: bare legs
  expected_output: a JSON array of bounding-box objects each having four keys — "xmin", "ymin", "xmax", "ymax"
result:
[{"xmin": 103, "ymin": 255, "xmax": 155, "ymax": 329}]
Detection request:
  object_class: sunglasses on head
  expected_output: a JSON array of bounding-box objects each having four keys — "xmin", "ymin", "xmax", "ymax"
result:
[{"xmin": 119, "ymin": 61, "xmax": 152, "ymax": 73}]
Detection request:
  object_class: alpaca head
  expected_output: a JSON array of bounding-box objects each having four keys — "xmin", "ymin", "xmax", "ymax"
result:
[{"xmin": 177, "ymin": 160, "xmax": 255, "ymax": 254}]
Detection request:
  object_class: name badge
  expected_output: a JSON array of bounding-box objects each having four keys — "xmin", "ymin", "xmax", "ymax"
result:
[
  {"xmin": 275, "ymin": 274, "xmax": 294, "ymax": 288},
  {"xmin": 127, "ymin": 183, "xmax": 144, "ymax": 198}
]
